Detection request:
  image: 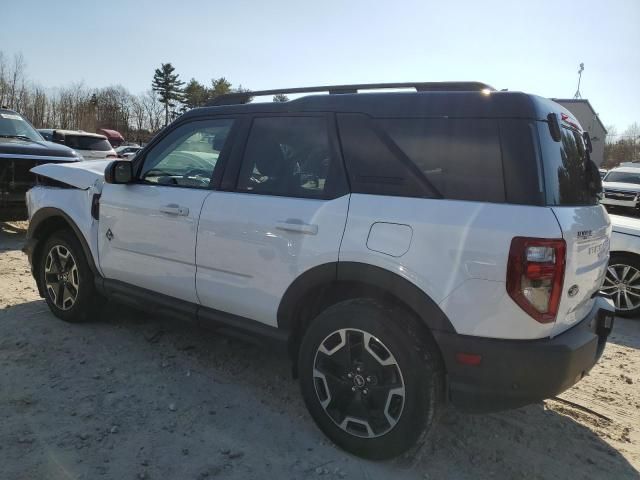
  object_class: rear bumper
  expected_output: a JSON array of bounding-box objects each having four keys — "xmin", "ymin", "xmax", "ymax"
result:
[{"xmin": 433, "ymin": 297, "xmax": 615, "ymax": 413}]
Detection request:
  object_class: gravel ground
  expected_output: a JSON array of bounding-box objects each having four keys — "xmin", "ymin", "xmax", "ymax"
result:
[{"xmin": 1, "ymin": 221, "xmax": 639, "ymax": 480}]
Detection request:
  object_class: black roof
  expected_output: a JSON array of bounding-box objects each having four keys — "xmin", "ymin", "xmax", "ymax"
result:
[{"xmin": 183, "ymin": 88, "xmax": 571, "ymax": 123}]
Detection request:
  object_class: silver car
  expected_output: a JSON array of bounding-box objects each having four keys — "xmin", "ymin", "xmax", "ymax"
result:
[{"xmin": 602, "ymin": 213, "xmax": 640, "ymax": 316}]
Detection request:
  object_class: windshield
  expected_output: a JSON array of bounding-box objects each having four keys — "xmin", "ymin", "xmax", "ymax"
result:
[
  {"xmin": 0, "ymin": 112, "xmax": 43, "ymax": 141},
  {"xmin": 538, "ymin": 124, "xmax": 600, "ymax": 206},
  {"xmin": 603, "ymin": 171, "xmax": 640, "ymax": 185},
  {"xmin": 64, "ymin": 135, "xmax": 112, "ymax": 151}
]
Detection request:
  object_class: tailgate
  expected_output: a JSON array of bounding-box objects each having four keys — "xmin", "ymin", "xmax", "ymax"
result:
[{"xmin": 551, "ymin": 205, "xmax": 611, "ymax": 336}]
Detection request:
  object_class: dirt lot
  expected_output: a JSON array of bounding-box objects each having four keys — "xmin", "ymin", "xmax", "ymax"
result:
[{"xmin": 1, "ymin": 221, "xmax": 639, "ymax": 480}]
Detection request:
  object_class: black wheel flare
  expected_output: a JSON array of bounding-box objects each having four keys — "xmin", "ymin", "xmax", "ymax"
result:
[{"xmin": 312, "ymin": 328, "xmax": 405, "ymax": 439}]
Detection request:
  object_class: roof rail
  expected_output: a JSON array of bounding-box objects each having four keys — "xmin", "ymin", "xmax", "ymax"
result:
[{"xmin": 207, "ymin": 81, "xmax": 495, "ymax": 106}]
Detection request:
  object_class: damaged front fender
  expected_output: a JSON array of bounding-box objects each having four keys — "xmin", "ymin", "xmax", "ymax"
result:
[
  {"xmin": 25, "ymin": 178, "xmax": 105, "ymax": 289},
  {"xmin": 30, "ymin": 159, "xmax": 110, "ymax": 190}
]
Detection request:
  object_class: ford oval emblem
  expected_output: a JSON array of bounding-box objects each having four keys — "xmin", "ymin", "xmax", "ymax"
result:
[{"xmin": 568, "ymin": 285, "xmax": 580, "ymax": 297}]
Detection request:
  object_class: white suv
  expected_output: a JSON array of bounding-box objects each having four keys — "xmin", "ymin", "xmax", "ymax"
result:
[
  {"xmin": 601, "ymin": 166, "xmax": 640, "ymax": 212},
  {"xmin": 23, "ymin": 83, "xmax": 615, "ymax": 459},
  {"xmin": 46, "ymin": 129, "xmax": 118, "ymax": 161}
]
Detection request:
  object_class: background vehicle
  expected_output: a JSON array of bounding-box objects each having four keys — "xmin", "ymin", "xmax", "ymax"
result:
[
  {"xmin": 115, "ymin": 145, "xmax": 142, "ymax": 159},
  {"xmin": 43, "ymin": 129, "xmax": 117, "ymax": 160},
  {"xmin": 601, "ymin": 166, "xmax": 640, "ymax": 212},
  {"xmin": 98, "ymin": 128, "xmax": 125, "ymax": 148},
  {"xmin": 602, "ymin": 213, "xmax": 640, "ymax": 317},
  {"xmin": 24, "ymin": 83, "xmax": 614, "ymax": 459},
  {"xmin": 0, "ymin": 109, "xmax": 80, "ymax": 219},
  {"xmin": 37, "ymin": 128, "xmax": 54, "ymax": 141},
  {"xmin": 599, "ymin": 168, "xmax": 607, "ymax": 179}
]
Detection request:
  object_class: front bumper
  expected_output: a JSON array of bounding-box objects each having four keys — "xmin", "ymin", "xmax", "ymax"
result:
[{"xmin": 433, "ymin": 297, "xmax": 615, "ymax": 413}]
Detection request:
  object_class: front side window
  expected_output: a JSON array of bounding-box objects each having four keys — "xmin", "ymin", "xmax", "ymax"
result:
[
  {"xmin": 236, "ymin": 116, "xmax": 334, "ymax": 198},
  {"xmin": 140, "ymin": 119, "xmax": 234, "ymax": 188}
]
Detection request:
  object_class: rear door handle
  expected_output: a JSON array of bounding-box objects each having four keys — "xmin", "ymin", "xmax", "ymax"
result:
[
  {"xmin": 159, "ymin": 204, "xmax": 189, "ymax": 216},
  {"xmin": 276, "ymin": 220, "xmax": 318, "ymax": 235}
]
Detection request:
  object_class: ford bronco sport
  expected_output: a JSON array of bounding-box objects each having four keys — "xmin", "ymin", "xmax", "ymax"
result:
[{"xmin": 23, "ymin": 82, "xmax": 615, "ymax": 459}]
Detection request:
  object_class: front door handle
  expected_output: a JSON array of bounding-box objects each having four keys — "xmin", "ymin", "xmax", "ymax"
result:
[
  {"xmin": 276, "ymin": 220, "xmax": 318, "ymax": 235},
  {"xmin": 159, "ymin": 204, "xmax": 189, "ymax": 216}
]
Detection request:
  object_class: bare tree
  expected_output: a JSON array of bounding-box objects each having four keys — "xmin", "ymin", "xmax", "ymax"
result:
[{"xmin": 142, "ymin": 90, "xmax": 164, "ymax": 133}]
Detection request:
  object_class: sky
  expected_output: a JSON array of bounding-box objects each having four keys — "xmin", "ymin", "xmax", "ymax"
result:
[{"xmin": 1, "ymin": 0, "xmax": 639, "ymax": 132}]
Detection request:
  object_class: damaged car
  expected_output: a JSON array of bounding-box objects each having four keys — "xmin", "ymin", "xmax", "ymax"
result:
[
  {"xmin": 0, "ymin": 108, "xmax": 81, "ymax": 220},
  {"xmin": 23, "ymin": 83, "xmax": 615, "ymax": 459}
]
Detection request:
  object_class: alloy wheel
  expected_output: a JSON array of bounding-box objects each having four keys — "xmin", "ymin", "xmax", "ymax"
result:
[
  {"xmin": 601, "ymin": 263, "xmax": 640, "ymax": 312},
  {"xmin": 312, "ymin": 328, "xmax": 405, "ymax": 438},
  {"xmin": 44, "ymin": 245, "xmax": 80, "ymax": 311}
]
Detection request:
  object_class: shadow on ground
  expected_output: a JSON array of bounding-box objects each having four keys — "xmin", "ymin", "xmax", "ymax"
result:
[
  {"xmin": 0, "ymin": 221, "xmax": 27, "ymax": 252},
  {"xmin": 608, "ymin": 316, "xmax": 640, "ymax": 350},
  {"xmin": 1, "ymin": 299, "xmax": 637, "ymax": 479}
]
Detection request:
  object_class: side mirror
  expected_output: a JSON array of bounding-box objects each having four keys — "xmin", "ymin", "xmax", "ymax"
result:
[{"xmin": 104, "ymin": 160, "xmax": 133, "ymax": 184}]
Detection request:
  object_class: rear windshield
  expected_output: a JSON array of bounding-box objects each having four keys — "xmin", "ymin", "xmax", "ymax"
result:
[
  {"xmin": 538, "ymin": 123, "xmax": 600, "ymax": 206},
  {"xmin": 603, "ymin": 171, "xmax": 640, "ymax": 185},
  {"xmin": 65, "ymin": 135, "xmax": 112, "ymax": 151}
]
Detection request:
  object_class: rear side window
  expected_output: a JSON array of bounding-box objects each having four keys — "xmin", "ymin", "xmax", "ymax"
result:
[
  {"xmin": 338, "ymin": 114, "xmax": 505, "ymax": 202},
  {"xmin": 538, "ymin": 124, "xmax": 600, "ymax": 206},
  {"xmin": 337, "ymin": 114, "xmax": 434, "ymax": 198},
  {"xmin": 65, "ymin": 135, "xmax": 112, "ymax": 151},
  {"xmin": 378, "ymin": 118, "xmax": 504, "ymax": 202},
  {"xmin": 237, "ymin": 116, "xmax": 345, "ymax": 198}
]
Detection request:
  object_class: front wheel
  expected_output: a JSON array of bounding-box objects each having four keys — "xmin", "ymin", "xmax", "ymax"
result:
[
  {"xmin": 39, "ymin": 229, "xmax": 100, "ymax": 323},
  {"xmin": 298, "ymin": 299, "xmax": 443, "ymax": 459},
  {"xmin": 601, "ymin": 253, "xmax": 640, "ymax": 318}
]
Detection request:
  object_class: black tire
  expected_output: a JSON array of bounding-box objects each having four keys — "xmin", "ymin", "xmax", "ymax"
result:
[
  {"xmin": 602, "ymin": 253, "xmax": 640, "ymax": 318},
  {"xmin": 298, "ymin": 298, "xmax": 443, "ymax": 460},
  {"xmin": 39, "ymin": 229, "xmax": 100, "ymax": 323}
]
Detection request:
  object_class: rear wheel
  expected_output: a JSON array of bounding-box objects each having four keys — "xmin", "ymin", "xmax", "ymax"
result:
[
  {"xmin": 601, "ymin": 253, "xmax": 640, "ymax": 318},
  {"xmin": 298, "ymin": 299, "xmax": 442, "ymax": 459},
  {"xmin": 39, "ymin": 230, "xmax": 100, "ymax": 323}
]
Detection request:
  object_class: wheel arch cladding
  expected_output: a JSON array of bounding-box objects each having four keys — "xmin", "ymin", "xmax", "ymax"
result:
[
  {"xmin": 278, "ymin": 261, "xmax": 456, "ymax": 359},
  {"xmin": 27, "ymin": 208, "xmax": 99, "ymax": 295}
]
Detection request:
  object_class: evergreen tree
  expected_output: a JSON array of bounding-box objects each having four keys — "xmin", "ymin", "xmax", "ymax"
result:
[
  {"xmin": 183, "ymin": 78, "xmax": 209, "ymax": 110},
  {"xmin": 209, "ymin": 77, "xmax": 232, "ymax": 101},
  {"xmin": 151, "ymin": 63, "xmax": 184, "ymax": 126},
  {"xmin": 273, "ymin": 94, "xmax": 289, "ymax": 102}
]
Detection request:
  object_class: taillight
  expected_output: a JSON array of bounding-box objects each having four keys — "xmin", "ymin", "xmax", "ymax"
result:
[{"xmin": 506, "ymin": 237, "xmax": 566, "ymax": 323}]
